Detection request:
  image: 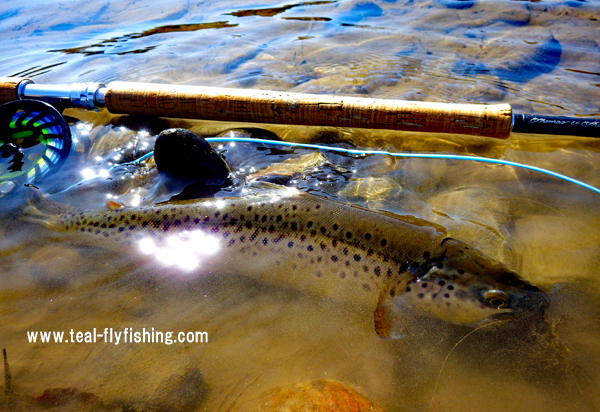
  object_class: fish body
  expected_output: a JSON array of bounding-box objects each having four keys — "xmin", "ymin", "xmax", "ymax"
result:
[{"xmin": 29, "ymin": 186, "xmax": 548, "ymax": 336}]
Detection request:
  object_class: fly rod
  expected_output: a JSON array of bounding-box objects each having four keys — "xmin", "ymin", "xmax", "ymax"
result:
[{"xmin": 1, "ymin": 77, "xmax": 598, "ymax": 139}]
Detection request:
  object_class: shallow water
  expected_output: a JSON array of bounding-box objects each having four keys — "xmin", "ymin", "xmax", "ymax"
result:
[{"xmin": 1, "ymin": 0, "xmax": 600, "ymax": 411}]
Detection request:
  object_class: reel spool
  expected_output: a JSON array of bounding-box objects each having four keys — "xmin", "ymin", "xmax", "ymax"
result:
[{"xmin": 0, "ymin": 100, "xmax": 72, "ymax": 191}]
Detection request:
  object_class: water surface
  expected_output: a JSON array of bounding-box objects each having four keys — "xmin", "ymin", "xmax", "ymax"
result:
[{"xmin": 1, "ymin": 0, "xmax": 599, "ymax": 411}]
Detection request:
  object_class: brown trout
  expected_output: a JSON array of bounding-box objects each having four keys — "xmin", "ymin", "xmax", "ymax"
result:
[{"xmin": 28, "ymin": 185, "xmax": 548, "ymax": 337}]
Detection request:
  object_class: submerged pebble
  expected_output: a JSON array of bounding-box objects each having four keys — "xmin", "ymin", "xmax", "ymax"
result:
[{"xmin": 256, "ymin": 379, "xmax": 386, "ymax": 412}]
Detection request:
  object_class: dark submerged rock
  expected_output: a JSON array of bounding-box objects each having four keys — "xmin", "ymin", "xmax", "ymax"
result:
[{"xmin": 153, "ymin": 128, "xmax": 231, "ymax": 185}]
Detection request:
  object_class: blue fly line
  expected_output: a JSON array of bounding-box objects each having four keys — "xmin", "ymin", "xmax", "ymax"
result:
[{"xmin": 130, "ymin": 137, "xmax": 600, "ymax": 196}]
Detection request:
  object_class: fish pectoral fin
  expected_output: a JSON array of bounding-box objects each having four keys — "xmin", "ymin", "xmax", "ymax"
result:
[
  {"xmin": 374, "ymin": 293, "xmax": 393, "ymax": 338},
  {"xmin": 374, "ymin": 279, "xmax": 412, "ymax": 339}
]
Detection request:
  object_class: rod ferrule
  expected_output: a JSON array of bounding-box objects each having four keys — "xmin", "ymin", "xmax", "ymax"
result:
[{"xmin": 69, "ymin": 83, "xmax": 106, "ymax": 109}]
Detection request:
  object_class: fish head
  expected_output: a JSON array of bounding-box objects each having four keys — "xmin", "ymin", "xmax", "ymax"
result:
[{"xmin": 396, "ymin": 238, "xmax": 548, "ymax": 328}]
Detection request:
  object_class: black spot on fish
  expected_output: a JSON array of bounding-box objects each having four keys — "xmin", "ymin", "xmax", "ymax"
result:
[
  {"xmin": 362, "ymin": 284, "xmax": 371, "ymax": 292},
  {"xmin": 320, "ymin": 227, "xmax": 327, "ymax": 234},
  {"xmin": 457, "ymin": 268, "xmax": 465, "ymax": 274},
  {"xmin": 300, "ymin": 234, "xmax": 306, "ymax": 242},
  {"xmin": 390, "ymin": 287, "xmax": 396, "ymax": 296},
  {"xmin": 423, "ymin": 251, "xmax": 430, "ymax": 259},
  {"xmin": 317, "ymin": 256, "xmax": 322, "ymax": 263},
  {"xmin": 346, "ymin": 232, "xmax": 352, "ymax": 239},
  {"xmin": 320, "ymin": 243, "xmax": 326, "ymax": 251},
  {"xmin": 214, "ymin": 211, "xmax": 220, "ymax": 218},
  {"xmin": 292, "ymin": 205, "xmax": 297, "ymax": 210},
  {"xmin": 263, "ymin": 238, "xmax": 268, "ymax": 245},
  {"xmin": 130, "ymin": 225, "xmax": 137, "ymax": 231},
  {"xmin": 447, "ymin": 285, "xmax": 454, "ymax": 290},
  {"xmin": 93, "ymin": 222, "xmax": 99, "ymax": 227},
  {"xmin": 367, "ymin": 249, "xmax": 374, "ymax": 257},
  {"xmin": 222, "ymin": 213, "xmax": 228, "ymax": 220},
  {"xmin": 342, "ymin": 248, "xmax": 348, "ymax": 255},
  {"xmin": 223, "ymin": 232, "xmax": 230, "ymax": 238},
  {"xmin": 262, "ymin": 215, "xmax": 267, "ymax": 222},
  {"xmin": 274, "ymin": 234, "xmax": 284, "ymax": 243},
  {"xmin": 438, "ymin": 280, "xmax": 446, "ymax": 286},
  {"xmin": 291, "ymin": 222, "xmax": 298, "ymax": 231},
  {"xmin": 332, "ymin": 239, "xmax": 337, "ymax": 247},
  {"xmin": 246, "ymin": 221, "xmax": 252, "ymax": 229},
  {"xmin": 363, "ymin": 265, "xmax": 369, "ymax": 272},
  {"xmin": 194, "ymin": 218, "xmax": 200, "ymax": 224},
  {"xmin": 288, "ymin": 241, "xmax": 294, "ymax": 248},
  {"xmin": 99, "ymin": 223, "xmax": 106, "ymax": 229},
  {"xmin": 345, "ymin": 261, "xmax": 350, "ymax": 267},
  {"xmin": 436, "ymin": 263, "xmax": 444, "ymax": 269},
  {"xmin": 268, "ymin": 225, "xmax": 275, "ymax": 233},
  {"xmin": 432, "ymin": 293, "xmax": 438, "ymax": 298},
  {"xmin": 80, "ymin": 228, "xmax": 85, "ymax": 232},
  {"xmin": 118, "ymin": 227, "xmax": 124, "ymax": 233},
  {"xmin": 247, "ymin": 206, "xmax": 253, "ymax": 211},
  {"xmin": 316, "ymin": 204, "xmax": 321, "ymax": 209},
  {"xmin": 184, "ymin": 216, "xmax": 190, "ymax": 222},
  {"xmin": 254, "ymin": 214, "xmax": 259, "ymax": 222},
  {"xmin": 240, "ymin": 235, "xmax": 246, "ymax": 242},
  {"xmin": 365, "ymin": 233, "xmax": 371, "ymax": 240},
  {"xmin": 307, "ymin": 245, "xmax": 314, "ymax": 252},
  {"xmin": 380, "ymin": 239, "xmax": 387, "ymax": 247},
  {"xmin": 240, "ymin": 215, "xmax": 245, "ymax": 221},
  {"xmin": 250, "ymin": 230, "xmax": 258, "ymax": 241},
  {"xmin": 406, "ymin": 286, "xmax": 411, "ymax": 292},
  {"xmin": 230, "ymin": 217, "xmax": 237, "ymax": 224},
  {"xmin": 422, "ymin": 283, "xmax": 428, "ymax": 288},
  {"xmin": 174, "ymin": 220, "xmax": 181, "ymax": 226},
  {"xmin": 311, "ymin": 230, "xmax": 317, "ymax": 236},
  {"xmin": 333, "ymin": 223, "xmax": 339, "ymax": 230},
  {"xmin": 354, "ymin": 254, "xmax": 361, "ymax": 262},
  {"xmin": 418, "ymin": 293, "xmax": 424, "ymax": 299},
  {"xmin": 131, "ymin": 214, "xmax": 137, "ymax": 220},
  {"xmin": 229, "ymin": 239, "xmax": 236, "ymax": 246},
  {"xmin": 109, "ymin": 224, "xmax": 116, "ymax": 229},
  {"xmin": 399, "ymin": 262, "xmax": 408, "ymax": 273},
  {"xmin": 331, "ymin": 255, "xmax": 338, "ymax": 262},
  {"xmin": 307, "ymin": 221, "xmax": 313, "ymax": 228},
  {"xmin": 340, "ymin": 272, "xmax": 346, "ymax": 279},
  {"xmin": 204, "ymin": 216, "xmax": 210, "ymax": 223},
  {"xmin": 163, "ymin": 214, "xmax": 168, "ymax": 220},
  {"xmin": 386, "ymin": 269, "xmax": 392, "ymax": 277},
  {"xmin": 103, "ymin": 232, "xmax": 109, "ymax": 237},
  {"xmin": 211, "ymin": 227, "xmax": 219, "ymax": 233},
  {"xmin": 444, "ymin": 293, "xmax": 450, "ymax": 298},
  {"xmin": 82, "ymin": 219, "xmax": 87, "ymax": 224},
  {"xmin": 374, "ymin": 267, "xmax": 381, "ymax": 276}
]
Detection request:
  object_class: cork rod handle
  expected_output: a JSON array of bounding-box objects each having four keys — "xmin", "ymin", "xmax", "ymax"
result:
[{"xmin": 104, "ymin": 82, "xmax": 513, "ymax": 139}]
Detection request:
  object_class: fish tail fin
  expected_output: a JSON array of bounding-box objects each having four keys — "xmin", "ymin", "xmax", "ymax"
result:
[{"xmin": 22, "ymin": 185, "xmax": 76, "ymax": 230}]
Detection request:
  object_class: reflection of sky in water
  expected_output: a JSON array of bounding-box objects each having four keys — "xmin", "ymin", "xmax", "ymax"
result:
[{"xmin": 138, "ymin": 230, "xmax": 220, "ymax": 271}]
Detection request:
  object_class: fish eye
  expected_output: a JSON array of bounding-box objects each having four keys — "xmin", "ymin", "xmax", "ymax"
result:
[{"xmin": 483, "ymin": 290, "xmax": 509, "ymax": 308}]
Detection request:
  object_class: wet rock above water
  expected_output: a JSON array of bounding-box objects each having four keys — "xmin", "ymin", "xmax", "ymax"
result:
[{"xmin": 153, "ymin": 128, "xmax": 231, "ymax": 185}]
